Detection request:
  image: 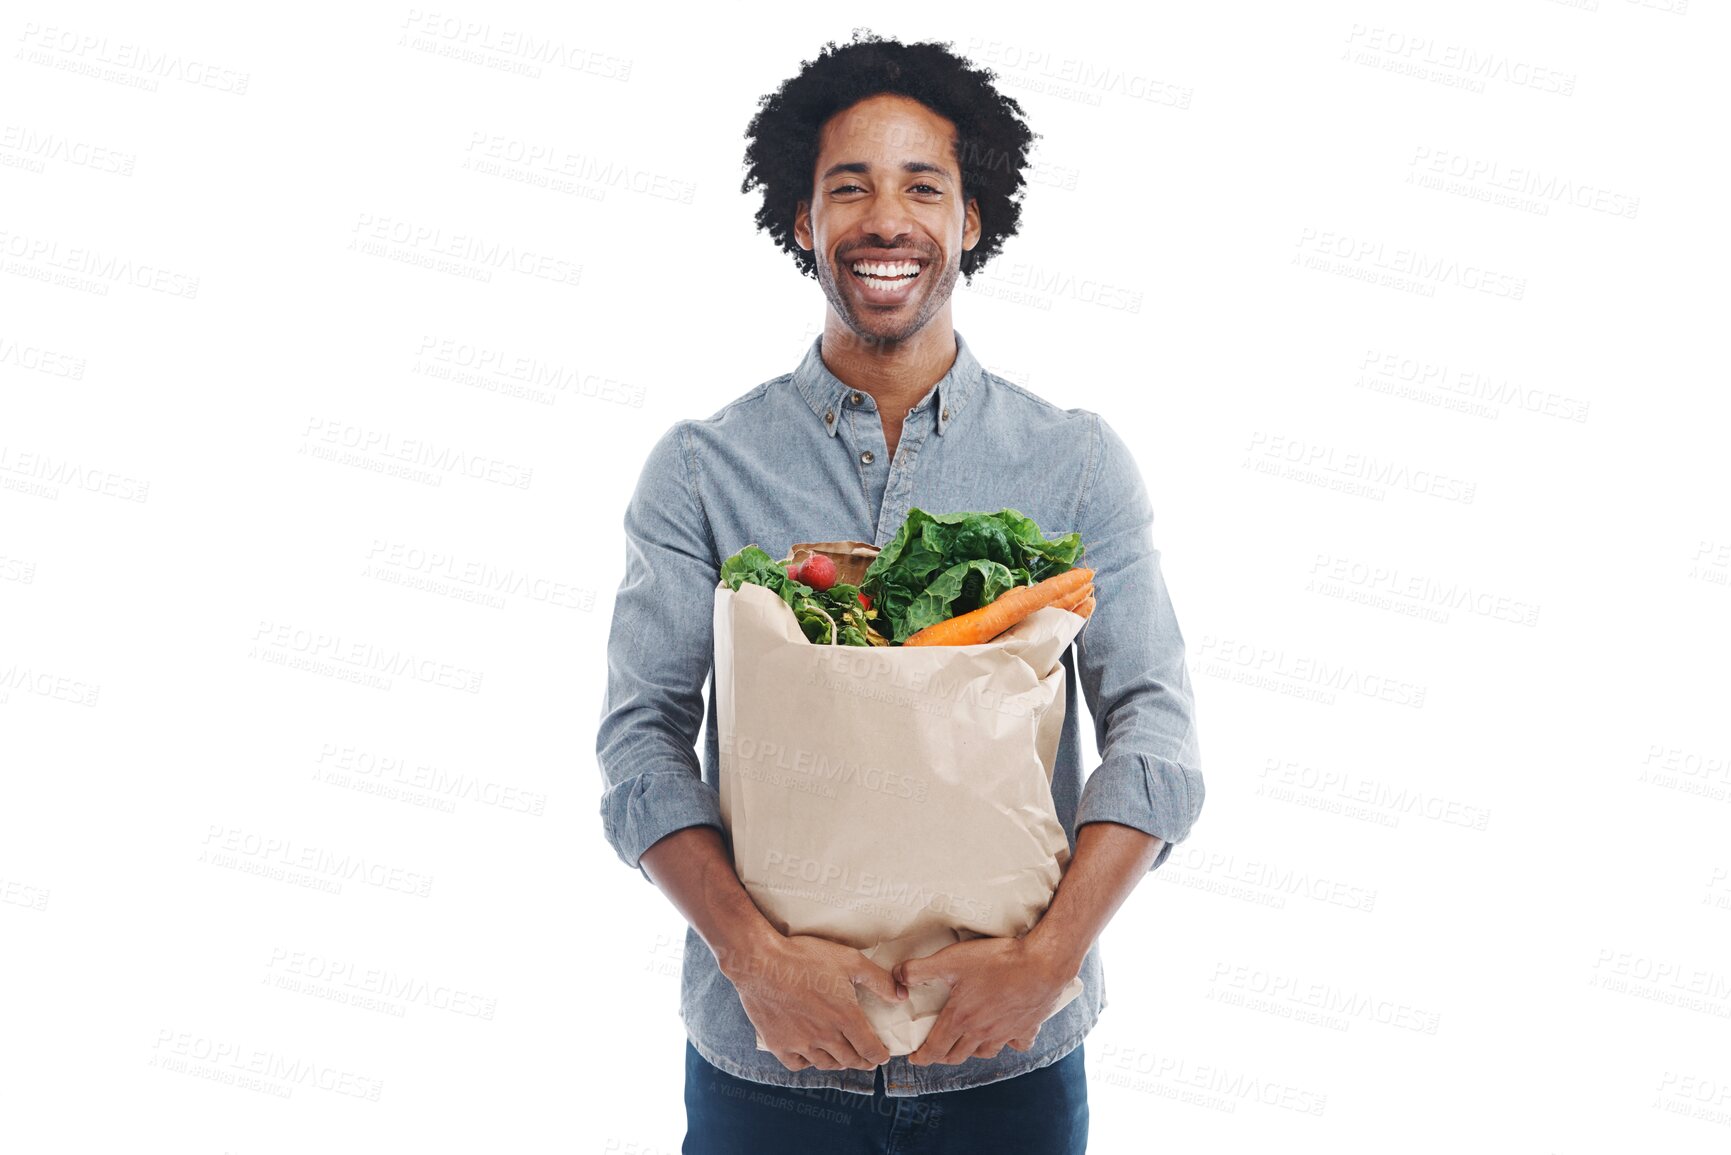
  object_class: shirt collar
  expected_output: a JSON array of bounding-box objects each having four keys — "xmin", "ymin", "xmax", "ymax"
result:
[{"xmin": 794, "ymin": 328, "xmax": 984, "ymax": 438}]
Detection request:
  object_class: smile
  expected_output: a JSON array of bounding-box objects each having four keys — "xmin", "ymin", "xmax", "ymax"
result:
[{"xmin": 848, "ymin": 259, "xmax": 925, "ymax": 298}]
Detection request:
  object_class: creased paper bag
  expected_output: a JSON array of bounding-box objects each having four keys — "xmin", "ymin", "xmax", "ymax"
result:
[{"xmin": 713, "ymin": 566, "xmax": 1087, "ymax": 1057}]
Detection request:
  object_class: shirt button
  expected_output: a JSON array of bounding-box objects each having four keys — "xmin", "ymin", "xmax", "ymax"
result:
[
  {"xmin": 942, "ymin": 407, "xmax": 950, "ymax": 420},
  {"xmin": 860, "ymin": 450, "xmax": 875, "ymax": 464},
  {"xmin": 850, "ymin": 391, "xmax": 864, "ymax": 405},
  {"xmin": 825, "ymin": 409, "xmax": 835, "ymax": 424}
]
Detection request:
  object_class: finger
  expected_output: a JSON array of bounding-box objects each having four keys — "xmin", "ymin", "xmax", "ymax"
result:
[
  {"xmin": 775, "ymin": 1049, "xmax": 813, "ymax": 1071},
  {"xmin": 973, "ymin": 1040, "xmax": 1005, "ymax": 1059},
  {"xmin": 807, "ymin": 1046, "xmax": 844, "ymax": 1071},
  {"xmin": 841, "ymin": 1017, "xmax": 891, "ymax": 1068},
  {"xmin": 895, "ymin": 953, "xmax": 952, "ymax": 988},
  {"xmin": 817, "ymin": 1031, "xmax": 874, "ymax": 1071},
  {"xmin": 911, "ymin": 1006, "xmax": 962, "ymax": 1067},
  {"xmin": 1007, "ymin": 1037, "xmax": 1032, "ymax": 1052},
  {"xmin": 936, "ymin": 1029, "xmax": 978, "ymax": 1066},
  {"xmin": 852, "ymin": 957, "xmax": 906, "ymax": 1004}
]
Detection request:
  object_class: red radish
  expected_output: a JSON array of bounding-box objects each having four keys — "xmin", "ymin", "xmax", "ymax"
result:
[
  {"xmin": 858, "ymin": 592, "xmax": 872, "ymax": 610},
  {"xmin": 800, "ymin": 553, "xmax": 838, "ymax": 592}
]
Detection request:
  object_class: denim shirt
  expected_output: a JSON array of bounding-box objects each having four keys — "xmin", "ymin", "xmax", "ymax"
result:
[{"xmin": 597, "ymin": 329, "xmax": 1205, "ymax": 1097}]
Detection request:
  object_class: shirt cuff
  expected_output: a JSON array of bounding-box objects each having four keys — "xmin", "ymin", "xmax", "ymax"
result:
[
  {"xmin": 600, "ymin": 770, "xmax": 726, "ymax": 884},
  {"xmin": 1074, "ymin": 752, "xmax": 1204, "ymax": 873}
]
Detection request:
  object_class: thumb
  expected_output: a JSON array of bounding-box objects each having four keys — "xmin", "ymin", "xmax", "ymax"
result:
[
  {"xmin": 852, "ymin": 957, "xmax": 907, "ymax": 1003},
  {"xmin": 894, "ymin": 951, "xmax": 953, "ymax": 988}
]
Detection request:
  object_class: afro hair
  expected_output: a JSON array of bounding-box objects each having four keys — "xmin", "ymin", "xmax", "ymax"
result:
[{"xmin": 741, "ymin": 29, "xmax": 1039, "ymax": 283}]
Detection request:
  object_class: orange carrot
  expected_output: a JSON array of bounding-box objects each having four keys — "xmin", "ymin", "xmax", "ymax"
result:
[
  {"xmin": 902, "ymin": 567, "xmax": 1094, "ymax": 646},
  {"xmin": 1053, "ymin": 581, "xmax": 1093, "ymax": 612},
  {"xmin": 1073, "ymin": 594, "xmax": 1096, "ymax": 619}
]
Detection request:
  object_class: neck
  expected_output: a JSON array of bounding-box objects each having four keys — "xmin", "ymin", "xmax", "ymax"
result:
[{"xmin": 818, "ymin": 310, "xmax": 957, "ymax": 416}]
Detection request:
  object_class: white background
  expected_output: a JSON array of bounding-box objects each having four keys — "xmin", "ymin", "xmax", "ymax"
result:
[{"xmin": 3, "ymin": 2, "xmax": 1728, "ymax": 1152}]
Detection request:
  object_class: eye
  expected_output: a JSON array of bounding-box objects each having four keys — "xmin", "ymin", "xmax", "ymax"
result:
[
  {"xmin": 912, "ymin": 184, "xmax": 942, "ymax": 194},
  {"xmin": 831, "ymin": 184, "xmax": 864, "ymax": 194}
]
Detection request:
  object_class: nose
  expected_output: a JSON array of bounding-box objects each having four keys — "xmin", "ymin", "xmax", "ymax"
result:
[{"xmin": 858, "ymin": 188, "xmax": 918, "ymax": 250}]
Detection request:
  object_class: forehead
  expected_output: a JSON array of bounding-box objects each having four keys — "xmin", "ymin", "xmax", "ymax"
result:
[{"xmin": 816, "ymin": 93, "xmax": 958, "ymax": 163}]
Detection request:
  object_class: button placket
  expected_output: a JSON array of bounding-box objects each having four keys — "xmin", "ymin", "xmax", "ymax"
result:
[
  {"xmin": 840, "ymin": 393, "xmax": 888, "ymax": 518},
  {"xmin": 874, "ymin": 410, "xmax": 930, "ymax": 544}
]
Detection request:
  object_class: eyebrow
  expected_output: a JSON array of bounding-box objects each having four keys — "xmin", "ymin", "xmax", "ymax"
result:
[{"xmin": 820, "ymin": 161, "xmax": 953, "ymax": 182}]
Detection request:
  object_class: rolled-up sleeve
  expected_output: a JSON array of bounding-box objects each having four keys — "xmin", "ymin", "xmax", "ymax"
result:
[
  {"xmin": 1072, "ymin": 413, "xmax": 1205, "ymax": 873},
  {"xmin": 596, "ymin": 421, "xmax": 726, "ymax": 883}
]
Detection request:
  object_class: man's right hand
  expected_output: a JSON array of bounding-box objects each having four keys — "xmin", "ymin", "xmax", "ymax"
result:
[{"xmin": 724, "ymin": 932, "xmax": 906, "ymax": 1072}]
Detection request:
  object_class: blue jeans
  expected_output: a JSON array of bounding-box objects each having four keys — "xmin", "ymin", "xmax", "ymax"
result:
[{"xmin": 682, "ymin": 1039, "xmax": 1090, "ymax": 1154}]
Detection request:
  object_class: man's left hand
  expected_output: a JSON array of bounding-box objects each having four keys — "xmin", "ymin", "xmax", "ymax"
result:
[{"xmin": 894, "ymin": 936, "xmax": 1076, "ymax": 1066}]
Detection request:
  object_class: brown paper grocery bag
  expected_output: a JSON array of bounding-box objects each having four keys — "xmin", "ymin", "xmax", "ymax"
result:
[{"xmin": 713, "ymin": 574, "xmax": 1086, "ymax": 1057}]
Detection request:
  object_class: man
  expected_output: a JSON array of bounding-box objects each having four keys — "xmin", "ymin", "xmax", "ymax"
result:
[{"xmin": 597, "ymin": 31, "xmax": 1204, "ymax": 1154}]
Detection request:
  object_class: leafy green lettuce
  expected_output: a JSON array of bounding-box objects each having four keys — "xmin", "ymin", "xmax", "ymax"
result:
[
  {"xmin": 859, "ymin": 508, "xmax": 1084, "ymax": 644},
  {"xmin": 720, "ymin": 545, "xmax": 883, "ymax": 646}
]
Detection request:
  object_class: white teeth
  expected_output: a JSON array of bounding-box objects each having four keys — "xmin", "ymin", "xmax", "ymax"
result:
[{"xmin": 850, "ymin": 260, "xmax": 921, "ymax": 277}]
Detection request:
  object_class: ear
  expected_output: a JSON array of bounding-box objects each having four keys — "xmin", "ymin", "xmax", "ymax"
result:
[
  {"xmin": 794, "ymin": 198, "xmax": 813, "ymax": 251},
  {"xmin": 962, "ymin": 196, "xmax": 981, "ymax": 252}
]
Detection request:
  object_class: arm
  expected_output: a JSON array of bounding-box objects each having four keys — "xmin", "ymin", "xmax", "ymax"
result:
[
  {"xmin": 898, "ymin": 416, "xmax": 1202, "ymax": 1066},
  {"xmin": 596, "ymin": 421, "xmax": 727, "ymax": 883},
  {"xmin": 1069, "ymin": 413, "xmax": 1205, "ymax": 873},
  {"xmin": 597, "ymin": 425, "xmax": 902, "ymax": 1070},
  {"xmin": 897, "ymin": 821, "xmax": 1162, "ymax": 1066},
  {"xmin": 638, "ymin": 825, "xmax": 780, "ymax": 977},
  {"xmin": 1022, "ymin": 820, "xmax": 1164, "ymax": 980}
]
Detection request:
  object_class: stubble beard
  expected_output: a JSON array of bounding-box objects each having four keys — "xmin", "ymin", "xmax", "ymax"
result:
[{"xmin": 815, "ymin": 250, "xmax": 961, "ymax": 349}]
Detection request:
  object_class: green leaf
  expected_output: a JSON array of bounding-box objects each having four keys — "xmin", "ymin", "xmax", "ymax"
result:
[{"xmin": 860, "ymin": 508, "xmax": 1085, "ymax": 644}]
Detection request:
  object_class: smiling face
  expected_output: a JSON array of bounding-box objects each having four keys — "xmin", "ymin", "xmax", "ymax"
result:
[{"xmin": 794, "ymin": 93, "xmax": 982, "ymax": 346}]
